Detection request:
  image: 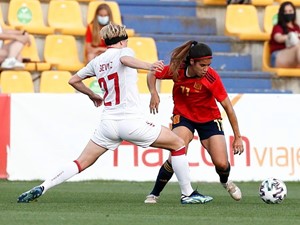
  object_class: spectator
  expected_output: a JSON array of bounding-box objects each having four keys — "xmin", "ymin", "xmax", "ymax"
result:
[
  {"xmin": 85, "ymin": 3, "xmax": 113, "ymax": 62},
  {"xmin": 0, "ymin": 26, "xmax": 30, "ymax": 69},
  {"xmin": 269, "ymin": 1, "xmax": 300, "ymax": 68}
]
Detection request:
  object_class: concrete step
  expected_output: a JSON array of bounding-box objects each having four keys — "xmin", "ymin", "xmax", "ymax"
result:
[
  {"xmin": 218, "ymin": 71, "xmax": 274, "ymax": 79},
  {"xmin": 122, "ymin": 15, "xmax": 217, "ymax": 35},
  {"xmin": 222, "ymin": 77, "xmax": 272, "ymax": 89},
  {"xmin": 226, "ymin": 88, "xmax": 292, "ymax": 94},
  {"xmin": 159, "ymin": 52, "xmax": 252, "ymax": 71},
  {"xmin": 116, "ymin": 0, "xmax": 197, "ymax": 17},
  {"xmin": 156, "ymin": 40, "xmax": 231, "ymax": 55}
]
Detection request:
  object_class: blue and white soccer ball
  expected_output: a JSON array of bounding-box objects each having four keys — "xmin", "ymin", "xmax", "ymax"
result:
[{"xmin": 259, "ymin": 178, "xmax": 287, "ymax": 204}]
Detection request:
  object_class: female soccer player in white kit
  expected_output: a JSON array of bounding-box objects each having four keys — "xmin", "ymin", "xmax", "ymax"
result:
[{"xmin": 17, "ymin": 23, "xmax": 213, "ymax": 204}]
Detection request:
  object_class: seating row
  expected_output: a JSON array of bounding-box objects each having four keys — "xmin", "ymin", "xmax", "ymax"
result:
[
  {"xmin": 0, "ymin": 0, "xmax": 134, "ymax": 36},
  {"xmin": 0, "ymin": 70, "xmax": 173, "ymax": 94},
  {"xmin": 0, "ymin": 69, "xmax": 290, "ymax": 94},
  {"xmin": 19, "ymin": 35, "xmax": 158, "ymax": 72},
  {"xmin": 225, "ymin": 4, "xmax": 280, "ymax": 41},
  {"xmin": 203, "ymin": 0, "xmax": 300, "ymax": 6}
]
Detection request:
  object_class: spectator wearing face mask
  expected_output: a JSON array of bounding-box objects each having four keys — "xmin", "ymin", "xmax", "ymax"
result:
[
  {"xmin": 269, "ymin": 1, "xmax": 300, "ymax": 68},
  {"xmin": 85, "ymin": 3, "xmax": 112, "ymax": 62}
]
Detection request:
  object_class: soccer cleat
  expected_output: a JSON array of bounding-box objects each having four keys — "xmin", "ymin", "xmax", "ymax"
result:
[
  {"xmin": 17, "ymin": 186, "xmax": 44, "ymax": 203},
  {"xmin": 223, "ymin": 180, "xmax": 242, "ymax": 201},
  {"xmin": 144, "ymin": 194, "xmax": 159, "ymax": 204},
  {"xmin": 181, "ymin": 190, "xmax": 213, "ymax": 204}
]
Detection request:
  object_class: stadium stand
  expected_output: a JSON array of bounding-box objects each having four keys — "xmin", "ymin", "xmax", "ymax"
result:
[
  {"xmin": 48, "ymin": 0, "xmax": 86, "ymax": 36},
  {"xmin": 160, "ymin": 79, "xmax": 174, "ymax": 94},
  {"xmin": 44, "ymin": 34, "xmax": 85, "ymax": 71},
  {"xmin": 263, "ymin": 4, "xmax": 279, "ymax": 34},
  {"xmin": 0, "ymin": 0, "xmax": 294, "ymax": 93},
  {"xmin": 39, "ymin": 71, "xmax": 75, "ymax": 93},
  {"xmin": 82, "ymin": 76, "xmax": 97, "ymax": 88},
  {"xmin": 137, "ymin": 72, "xmax": 150, "ymax": 93},
  {"xmin": 87, "ymin": 1, "xmax": 135, "ymax": 36},
  {"xmin": 116, "ymin": 0, "xmax": 291, "ymax": 93},
  {"xmin": 127, "ymin": 37, "xmax": 158, "ymax": 73},
  {"xmin": 225, "ymin": 4, "xmax": 269, "ymax": 41},
  {"xmin": 8, "ymin": 0, "xmax": 54, "ymax": 35},
  {"xmin": 262, "ymin": 41, "xmax": 300, "ymax": 77},
  {"xmin": 0, "ymin": 70, "xmax": 34, "ymax": 93},
  {"xmin": 203, "ymin": 0, "xmax": 274, "ymax": 6},
  {"xmin": 21, "ymin": 35, "xmax": 51, "ymax": 71}
]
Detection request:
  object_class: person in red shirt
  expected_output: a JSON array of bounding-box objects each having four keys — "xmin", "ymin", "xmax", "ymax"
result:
[
  {"xmin": 144, "ymin": 41, "xmax": 244, "ymax": 204},
  {"xmin": 269, "ymin": 1, "xmax": 300, "ymax": 67},
  {"xmin": 85, "ymin": 4, "xmax": 112, "ymax": 63}
]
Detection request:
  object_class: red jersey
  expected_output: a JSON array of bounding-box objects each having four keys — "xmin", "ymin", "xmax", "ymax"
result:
[
  {"xmin": 269, "ymin": 24, "xmax": 300, "ymax": 53},
  {"xmin": 85, "ymin": 24, "xmax": 106, "ymax": 47},
  {"xmin": 155, "ymin": 65, "xmax": 228, "ymax": 123}
]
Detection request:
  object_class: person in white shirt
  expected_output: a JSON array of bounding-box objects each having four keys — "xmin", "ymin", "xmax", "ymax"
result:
[
  {"xmin": 0, "ymin": 26, "xmax": 30, "ymax": 69},
  {"xmin": 17, "ymin": 23, "xmax": 213, "ymax": 204}
]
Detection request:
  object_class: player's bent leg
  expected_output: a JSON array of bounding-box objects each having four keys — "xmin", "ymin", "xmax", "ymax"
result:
[
  {"xmin": 151, "ymin": 126, "xmax": 213, "ymax": 204},
  {"xmin": 17, "ymin": 140, "xmax": 108, "ymax": 203},
  {"xmin": 75, "ymin": 140, "xmax": 108, "ymax": 170},
  {"xmin": 202, "ymin": 136, "xmax": 242, "ymax": 201},
  {"xmin": 150, "ymin": 126, "xmax": 185, "ymax": 151}
]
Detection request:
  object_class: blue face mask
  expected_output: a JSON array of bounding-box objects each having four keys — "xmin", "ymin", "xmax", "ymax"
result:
[{"xmin": 97, "ymin": 16, "xmax": 109, "ymax": 25}]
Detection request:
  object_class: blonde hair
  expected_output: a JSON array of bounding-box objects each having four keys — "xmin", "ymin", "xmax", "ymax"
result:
[
  {"xmin": 91, "ymin": 3, "xmax": 113, "ymax": 47},
  {"xmin": 100, "ymin": 23, "xmax": 127, "ymax": 41}
]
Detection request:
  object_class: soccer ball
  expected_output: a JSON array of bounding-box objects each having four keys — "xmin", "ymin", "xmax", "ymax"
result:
[{"xmin": 259, "ymin": 178, "xmax": 287, "ymax": 204}]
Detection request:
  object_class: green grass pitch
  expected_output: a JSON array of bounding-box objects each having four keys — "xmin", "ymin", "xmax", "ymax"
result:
[{"xmin": 0, "ymin": 180, "xmax": 299, "ymax": 225}]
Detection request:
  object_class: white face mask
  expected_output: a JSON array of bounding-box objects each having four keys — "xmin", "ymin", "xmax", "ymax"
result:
[{"xmin": 97, "ymin": 16, "xmax": 109, "ymax": 25}]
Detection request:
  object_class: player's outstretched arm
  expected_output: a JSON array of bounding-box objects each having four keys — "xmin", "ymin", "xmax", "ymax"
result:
[
  {"xmin": 120, "ymin": 56, "xmax": 164, "ymax": 72},
  {"xmin": 147, "ymin": 71, "xmax": 160, "ymax": 114}
]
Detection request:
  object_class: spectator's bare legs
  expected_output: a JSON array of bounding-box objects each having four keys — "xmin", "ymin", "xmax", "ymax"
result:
[
  {"xmin": 4, "ymin": 41, "xmax": 24, "ymax": 61},
  {"xmin": 275, "ymin": 45, "xmax": 300, "ymax": 67},
  {"xmin": 0, "ymin": 33, "xmax": 30, "ymax": 68}
]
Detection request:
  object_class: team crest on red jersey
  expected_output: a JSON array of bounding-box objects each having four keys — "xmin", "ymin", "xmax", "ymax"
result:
[{"xmin": 194, "ymin": 82, "xmax": 202, "ymax": 90}]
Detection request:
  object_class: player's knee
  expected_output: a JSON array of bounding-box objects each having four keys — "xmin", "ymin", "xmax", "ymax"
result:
[
  {"xmin": 174, "ymin": 136, "xmax": 185, "ymax": 149},
  {"xmin": 215, "ymin": 161, "xmax": 229, "ymax": 171}
]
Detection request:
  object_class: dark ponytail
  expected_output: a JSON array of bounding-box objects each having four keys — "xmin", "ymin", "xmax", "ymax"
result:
[
  {"xmin": 169, "ymin": 40, "xmax": 196, "ymax": 80},
  {"xmin": 169, "ymin": 41, "xmax": 212, "ymax": 80}
]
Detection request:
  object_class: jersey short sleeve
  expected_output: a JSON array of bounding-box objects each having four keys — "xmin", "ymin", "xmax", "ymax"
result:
[
  {"xmin": 154, "ymin": 65, "xmax": 172, "ymax": 79},
  {"xmin": 77, "ymin": 60, "xmax": 95, "ymax": 79},
  {"xmin": 208, "ymin": 69, "xmax": 228, "ymax": 102},
  {"xmin": 120, "ymin": 47, "xmax": 135, "ymax": 58}
]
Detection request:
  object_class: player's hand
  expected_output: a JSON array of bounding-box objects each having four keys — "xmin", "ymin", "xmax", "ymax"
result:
[
  {"xmin": 149, "ymin": 92, "xmax": 160, "ymax": 114},
  {"xmin": 150, "ymin": 60, "xmax": 164, "ymax": 72},
  {"xmin": 89, "ymin": 93, "xmax": 103, "ymax": 107},
  {"xmin": 232, "ymin": 136, "xmax": 244, "ymax": 155}
]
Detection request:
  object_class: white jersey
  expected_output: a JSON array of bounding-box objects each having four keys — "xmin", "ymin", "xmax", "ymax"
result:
[{"xmin": 77, "ymin": 47, "xmax": 144, "ymax": 120}]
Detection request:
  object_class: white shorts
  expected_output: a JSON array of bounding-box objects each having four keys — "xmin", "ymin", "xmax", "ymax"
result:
[{"xmin": 91, "ymin": 118, "xmax": 161, "ymax": 151}]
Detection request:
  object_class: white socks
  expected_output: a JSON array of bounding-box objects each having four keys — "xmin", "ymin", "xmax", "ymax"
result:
[
  {"xmin": 41, "ymin": 161, "xmax": 80, "ymax": 193},
  {"xmin": 171, "ymin": 147, "xmax": 194, "ymax": 196}
]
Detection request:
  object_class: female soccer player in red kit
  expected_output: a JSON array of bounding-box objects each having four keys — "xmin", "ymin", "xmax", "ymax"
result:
[{"xmin": 145, "ymin": 41, "xmax": 244, "ymax": 203}]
